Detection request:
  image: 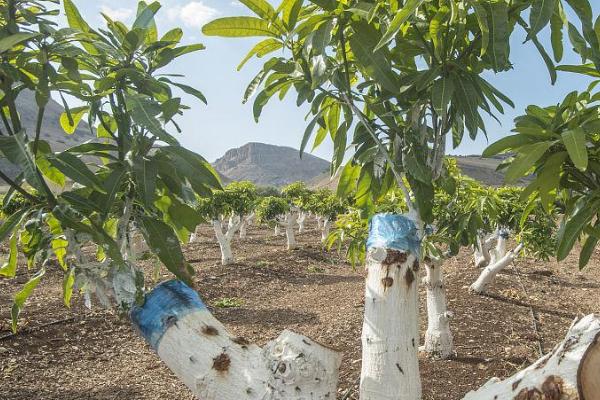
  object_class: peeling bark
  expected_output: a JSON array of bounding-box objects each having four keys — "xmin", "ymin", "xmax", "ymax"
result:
[{"xmin": 462, "ymin": 314, "xmax": 600, "ymax": 400}]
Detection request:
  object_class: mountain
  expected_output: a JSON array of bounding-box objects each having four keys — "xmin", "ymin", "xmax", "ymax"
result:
[
  {"xmin": 0, "ymin": 90, "xmax": 95, "ymax": 181},
  {"xmin": 212, "ymin": 142, "xmax": 330, "ymax": 188}
]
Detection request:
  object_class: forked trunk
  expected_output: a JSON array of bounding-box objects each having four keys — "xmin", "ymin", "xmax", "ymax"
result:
[
  {"xmin": 423, "ymin": 259, "xmax": 454, "ymax": 359},
  {"xmin": 213, "ymin": 218, "xmax": 242, "ymax": 266},
  {"xmin": 470, "ymin": 243, "xmax": 524, "ymax": 294},
  {"xmin": 462, "ymin": 314, "xmax": 600, "ymax": 399},
  {"xmin": 361, "ymin": 214, "xmax": 422, "ymax": 400},
  {"xmin": 131, "ymin": 280, "xmax": 342, "ymax": 400}
]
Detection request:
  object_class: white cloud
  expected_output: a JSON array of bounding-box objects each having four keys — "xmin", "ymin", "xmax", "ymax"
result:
[
  {"xmin": 167, "ymin": 1, "xmax": 219, "ymax": 29},
  {"xmin": 100, "ymin": 5, "xmax": 134, "ymax": 21}
]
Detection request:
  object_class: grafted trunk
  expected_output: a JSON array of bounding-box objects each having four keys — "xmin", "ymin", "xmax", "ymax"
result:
[
  {"xmin": 462, "ymin": 314, "xmax": 600, "ymax": 400},
  {"xmin": 361, "ymin": 214, "xmax": 422, "ymax": 400},
  {"xmin": 321, "ymin": 218, "xmax": 332, "ymax": 243},
  {"xmin": 470, "ymin": 243, "xmax": 524, "ymax": 294},
  {"xmin": 239, "ymin": 213, "xmax": 254, "ymax": 240},
  {"xmin": 284, "ymin": 212, "xmax": 298, "ymax": 250},
  {"xmin": 423, "ymin": 259, "xmax": 454, "ymax": 360},
  {"xmin": 131, "ymin": 280, "xmax": 342, "ymax": 400}
]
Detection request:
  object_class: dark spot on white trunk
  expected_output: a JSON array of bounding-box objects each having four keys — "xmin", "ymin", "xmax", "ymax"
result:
[
  {"xmin": 202, "ymin": 325, "xmax": 219, "ymax": 336},
  {"xmin": 212, "ymin": 352, "xmax": 231, "ymax": 372},
  {"xmin": 382, "ymin": 277, "xmax": 394, "ymax": 288}
]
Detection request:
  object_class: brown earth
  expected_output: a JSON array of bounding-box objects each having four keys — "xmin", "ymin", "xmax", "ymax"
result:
[{"xmin": 0, "ymin": 220, "xmax": 599, "ymax": 400}]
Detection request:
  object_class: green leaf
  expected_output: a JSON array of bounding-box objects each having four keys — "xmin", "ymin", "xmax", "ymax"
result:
[
  {"xmin": 561, "ymin": 127, "xmax": 588, "ymax": 170},
  {"xmin": 11, "ymin": 268, "xmax": 46, "ymax": 333},
  {"xmin": 0, "ymin": 33, "xmax": 41, "ymax": 53},
  {"xmin": 63, "ymin": 267, "xmax": 75, "ymax": 307},
  {"xmin": 138, "ymin": 216, "xmax": 193, "ymax": 284},
  {"xmin": 0, "ymin": 209, "xmax": 28, "ymax": 243},
  {"xmin": 469, "ymin": 0, "xmax": 489, "ymax": 56},
  {"xmin": 337, "ymin": 161, "xmax": 361, "ymax": 198},
  {"xmin": 239, "ymin": 0, "xmax": 276, "ymax": 19},
  {"xmin": 96, "ymin": 166, "xmax": 126, "ymax": 215},
  {"xmin": 59, "ymin": 106, "xmax": 88, "ymax": 134},
  {"xmin": 237, "ymin": 39, "xmax": 283, "ymax": 71},
  {"xmin": 483, "ymin": 134, "xmax": 536, "ymax": 157},
  {"xmin": 279, "ymin": 0, "xmax": 304, "ymax": 29},
  {"xmin": 550, "ymin": 1, "xmax": 566, "ymax": 62},
  {"xmin": 579, "ymin": 232, "xmax": 599, "ymax": 269},
  {"xmin": 160, "ymin": 78, "xmax": 207, "ymax": 105},
  {"xmin": 300, "ymin": 110, "xmax": 324, "ymax": 155},
  {"xmin": 528, "ymin": 0, "xmax": 557, "ymax": 39},
  {"xmin": 482, "ymin": 0, "xmax": 510, "ymax": 71},
  {"xmin": 63, "ymin": 0, "xmax": 98, "ymax": 54},
  {"xmin": 202, "ymin": 17, "xmax": 281, "ymax": 37},
  {"xmin": 556, "ymin": 64, "xmax": 600, "ymax": 77},
  {"xmin": 132, "ymin": 1, "xmax": 161, "ymax": 31},
  {"xmin": 504, "ymin": 141, "xmax": 554, "ymax": 183},
  {"xmin": 557, "ymin": 198, "xmax": 600, "ymax": 260},
  {"xmin": 350, "ymin": 21, "xmax": 399, "ymax": 93},
  {"xmin": 376, "ymin": 0, "xmax": 425, "ymax": 50},
  {"xmin": 133, "ymin": 159, "xmax": 157, "ymax": 208},
  {"xmin": 0, "ymin": 235, "xmax": 18, "ymax": 278},
  {"xmin": 125, "ymin": 95, "xmax": 179, "ymax": 145},
  {"xmin": 431, "ymin": 78, "xmax": 455, "ymax": 121},
  {"xmin": 0, "ymin": 132, "xmax": 44, "ymax": 191},
  {"xmin": 48, "ymin": 153, "xmax": 105, "ymax": 192}
]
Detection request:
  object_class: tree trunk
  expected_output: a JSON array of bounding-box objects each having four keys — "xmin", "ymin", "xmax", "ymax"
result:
[
  {"xmin": 274, "ymin": 224, "xmax": 280, "ymax": 236},
  {"xmin": 316, "ymin": 215, "xmax": 323, "ymax": 229},
  {"xmin": 284, "ymin": 212, "xmax": 298, "ymax": 250},
  {"xmin": 131, "ymin": 280, "xmax": 342, "ymax": 400},
  {"xmin": 423, "ymin": 259, "xmax": 454, "ymax": 359},
  {"xmin": 462, "ymin": 314, "xmax": 600, "ymax": 400},
  {"xmin": 213, "ymin": 218, "xmax": 242, "ymax": 266},
  {"xmin": 470, "ymin": 243, "xmax": 524, "ymax": 294},
  {"xmin": 297, "ymin": 211, "xmax": 306, "ymax": 234},
  {"xmin": 239, "ymin": 213, "xmax": 254, "ymax": 240},
  {"xmin": 321, "ymin": 218, "xmax": 331, "ymax": 243},
  {"xmin": 361, "ymin": 214, "xmax": 422, "ymax": 400}
]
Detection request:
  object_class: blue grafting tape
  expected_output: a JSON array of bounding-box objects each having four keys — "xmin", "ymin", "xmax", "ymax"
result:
[
  {"xmin": 366, "ymin": 213, "xmax": 421, "ymax": 256},
  {"xmin": 130, "ymin": 280, "xmax": 206, "ymax": 350}
]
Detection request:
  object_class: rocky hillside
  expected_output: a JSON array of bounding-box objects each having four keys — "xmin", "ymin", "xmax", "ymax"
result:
[
  {"xmin": 0, "ymin": 90, "xmax": 95, "ymax": 181},
  {"xmin": 212, "ymin": 142, "xmax": 331, "ymax": 188}
]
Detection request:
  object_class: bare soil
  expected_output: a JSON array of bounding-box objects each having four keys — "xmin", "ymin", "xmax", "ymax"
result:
[{"xmin": 1, "ymin": 220, "xmax": 599, "ymax": 400}]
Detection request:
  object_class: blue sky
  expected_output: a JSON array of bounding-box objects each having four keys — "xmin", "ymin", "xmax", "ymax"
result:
[{"xmin": 67, "ymin": 0, "xmax": 599, "ymax": 162}]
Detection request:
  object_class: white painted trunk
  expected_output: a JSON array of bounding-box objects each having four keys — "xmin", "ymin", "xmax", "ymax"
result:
[
  {"xmin": 423, "ymin": 260, "xmax": 454, "ymax": 359},
  {"xmin": 239, "ymin": 221, "xmax": 247, "ymax": 240},
  {"xmin": 284, "ymin": 212, "xmax": 298, "ymax": 250},
  {"xmin": 490, "ymin": 234, "xmax": 507, "ymax": 265},
  {"xmin": 316, "ymin": 215, "xmax": 323, "ymax": 229},
  {"xmin": 297, "ymin": 211, "xmax": 306, "ymax": 234},
  {"xmin": 462, "ymin": 313, "xmax": 600, "ymax": 400},
  {"xmin": 470, "ymin": 243, "xmax": 524, "ymax": 294},
  {"xmin": 131, "ymin": 281, "xmax": 342, "ymax": 400},
  {"xmin": 321, "ymin": 218, "xmax": 331, "ymax": 243},
  {"xmin": 213, "ymin": 219, "xmax": 242, "ymax": 266},
  {"xmin": 274, "ymin": 224, "xmax": 280, "ymax": 236},
  {"xmin": 360, "ymin": 213, "xmax": 422, "ymax": 400}
]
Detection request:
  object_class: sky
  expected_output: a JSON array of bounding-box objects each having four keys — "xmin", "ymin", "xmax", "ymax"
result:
[{"xmin": 66, "ymin": 0, "xmax": 600, "ymax": 162}]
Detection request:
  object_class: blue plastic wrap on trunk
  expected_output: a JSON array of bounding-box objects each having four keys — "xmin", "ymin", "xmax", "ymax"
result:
[
  {"xmin": 366, "ymin": 213, "xmax": 421, "ymax": 256},
  {"xmin": 130, "ymin": 280, "xmax": 206, "ymax": 349}
]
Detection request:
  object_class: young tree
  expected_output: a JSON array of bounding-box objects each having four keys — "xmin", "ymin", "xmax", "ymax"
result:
[
  {"xmin": 281, "ymin": 181, "xmax": 312, "ymax": 233},
  {"xmin": 307, "ymin": 188, "xmax": 346, "ymax": 242},
  {"xmin": 0, "ymin": 0, "xmax": 218, "ymax": 323},
  {"xmin": 255, "ymin": 195, "xmax": 299, "ymax": 249},
  {"xmin": 192, "ymin": 181, "xmax": 258, "ymax": 264},
  {"xmin": 200, "ymin": 0, "xmax": 599, "ymax": 397}
]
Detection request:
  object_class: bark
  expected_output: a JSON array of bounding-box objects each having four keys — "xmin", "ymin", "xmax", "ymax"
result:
[
  {"xmin": 470, "ymin": 243, "xmax": 524, "ymax": 294},
  {"xmin": 316, "ymin": 215, "xmax": 323, "ymax": 229},
  {"xmin": 274, "ymin": 224, "xmax": 280, "ymax": 236},
  {"xmin": 239, "ymin": 213, "xmax": 254, "ymax": 240},
  {"xmin": 131, "ymin": 280, "xmax": 342, "ymax": 400},
  {"xmin": 360, "ymin": 214, "xmax": 422, "ymax": 400},
  {"xmin": 474, "ymin": 232, "xmax": 496, "ymax": 268},
  {"xmin": 321, "ymin": 218, "xmax": 332, "ymax": 243},
  {"xmin": 462, "ymin": 314, "xmax": 600, "ymax": 400},
  {"xmin": 423, "ymin": 259, "xmax": 454, "ymax": 359}
]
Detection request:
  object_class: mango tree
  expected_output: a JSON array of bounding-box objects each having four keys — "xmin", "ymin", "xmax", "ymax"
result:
[
  {"xmin": 306, "ymin": 188, "xmax": 347, "ymax": 242},
  {"xmin": 200, "ymin": 0, "xmax": 600, "ymax": 398},
  {"xmin": 0, "ymin": 2, "xmax": 234, "ymax": 389},
  {"xmin": 192, "ymin": 181, "xmax": 258, "ymax": 264},
  {"xmin": 255, "ymin": 195, "xmax": 299, "ymax": 249},
  {"xmin": 281, "ymin": 181, "xmax": 312, "ymax": 234}
]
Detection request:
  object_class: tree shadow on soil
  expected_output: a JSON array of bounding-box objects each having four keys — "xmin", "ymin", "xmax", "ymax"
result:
[
  {"xmin": 480, "ymin": 292, "xmax": 576, "ymax": 319},
  {"xmin": 7, "ymin": 387, "xmax": 142, "ymax": 400}
]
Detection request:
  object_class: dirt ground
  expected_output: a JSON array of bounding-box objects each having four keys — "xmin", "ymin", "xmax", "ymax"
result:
[{"xmin": 1, "ymin": 220, "xmax": 599, "ymax": 400}]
